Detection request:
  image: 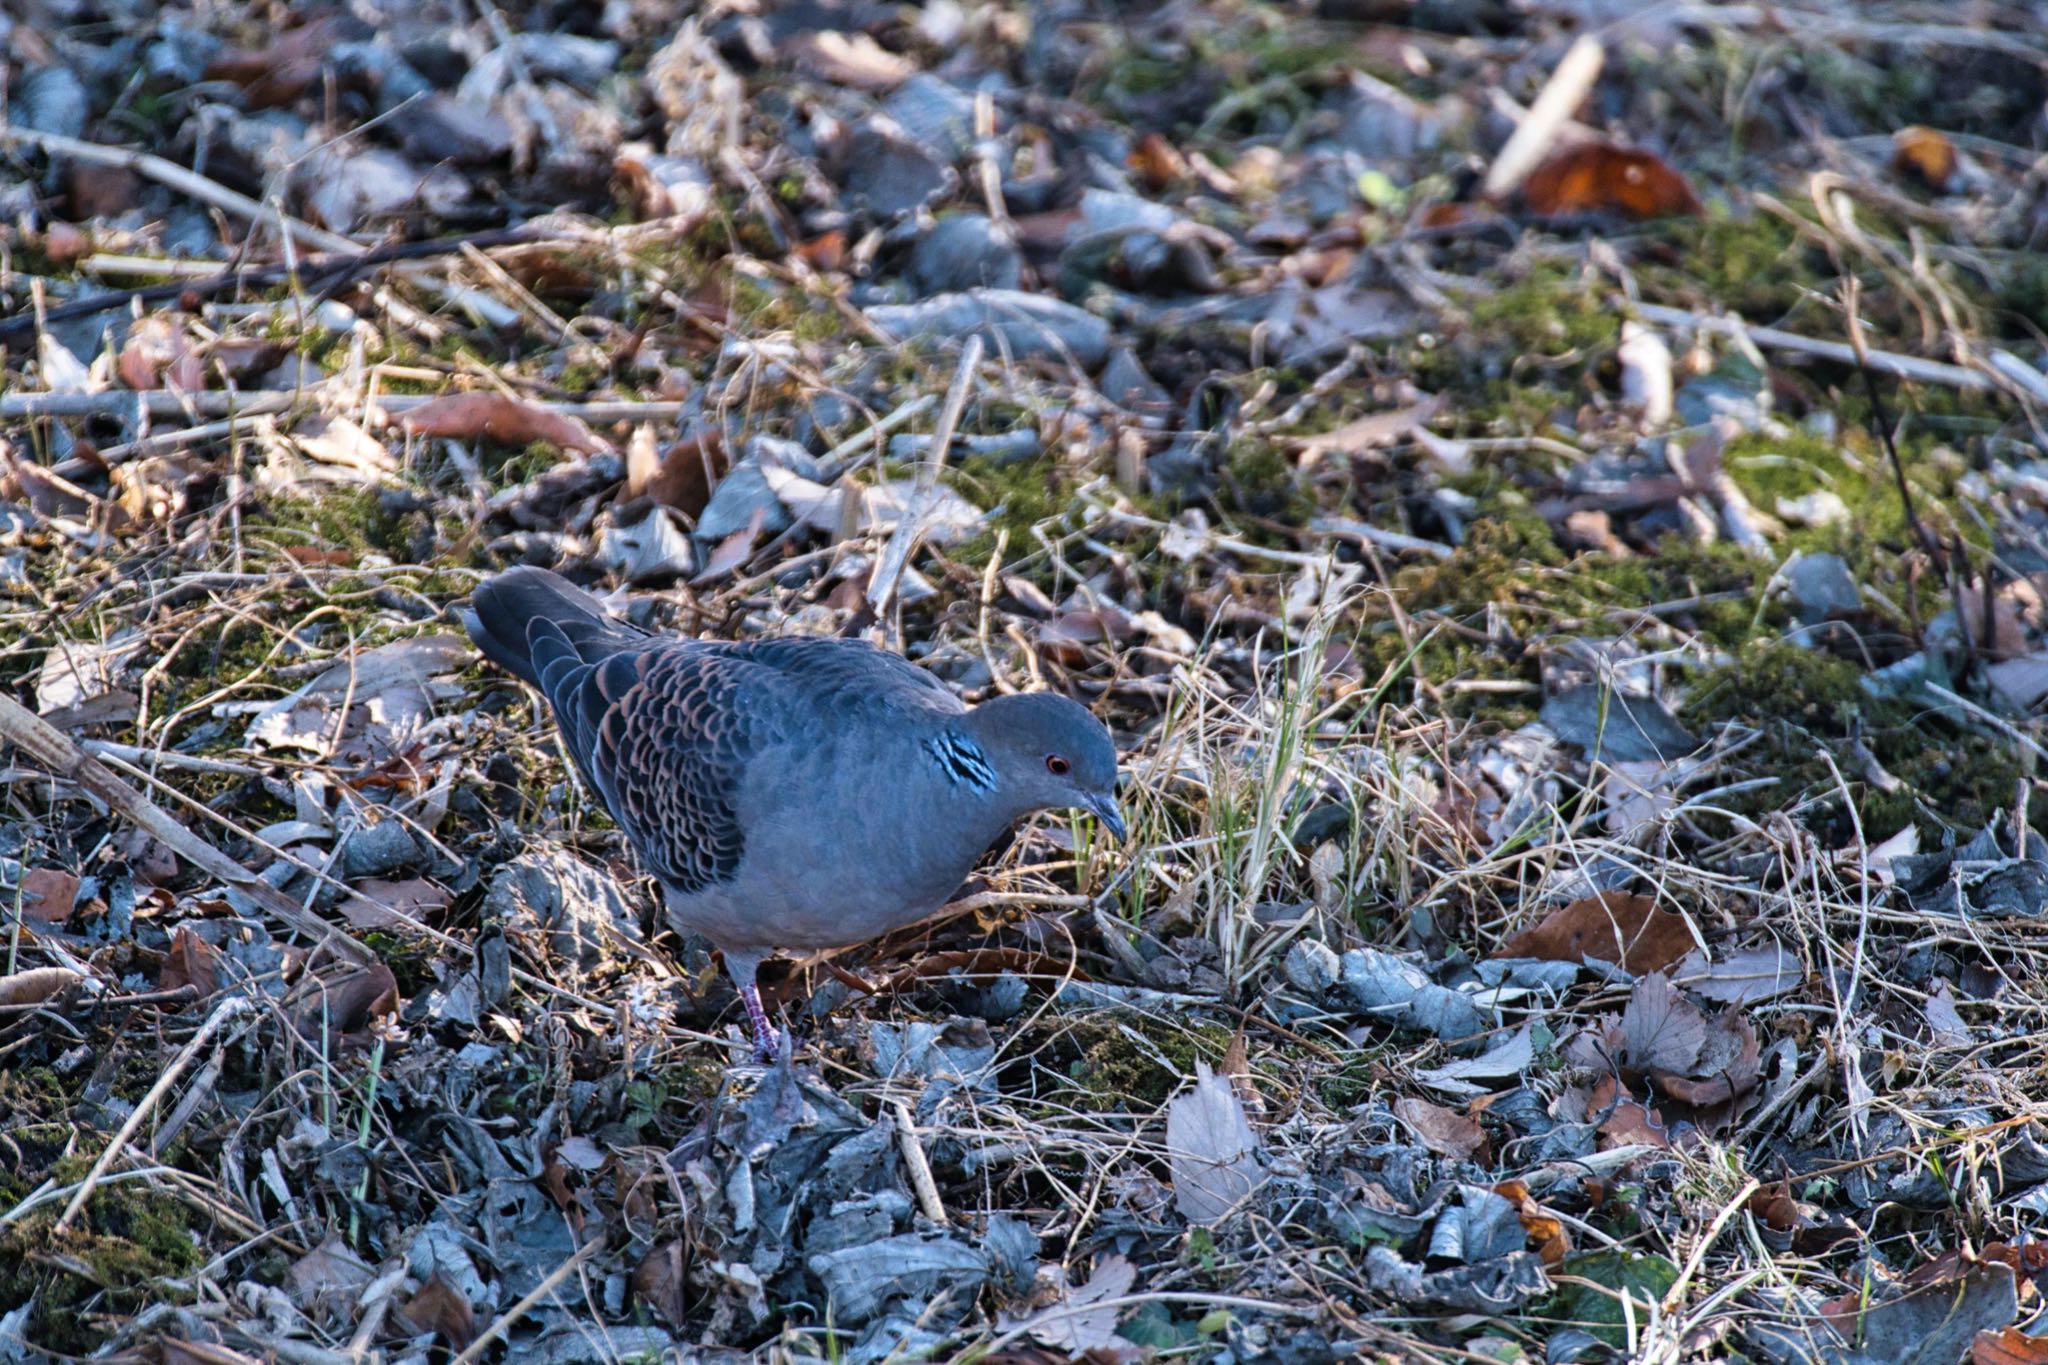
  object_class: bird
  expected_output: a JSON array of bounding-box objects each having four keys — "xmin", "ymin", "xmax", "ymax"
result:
[{"xmin": 461, "ymin": 567, "xmax": 1125, "ymax": 1061}]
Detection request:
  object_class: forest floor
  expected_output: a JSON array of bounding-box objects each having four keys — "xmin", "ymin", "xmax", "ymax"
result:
[{"xmin": 5, "ymin": 1, "xmax": 2048, "ymax": 1361}]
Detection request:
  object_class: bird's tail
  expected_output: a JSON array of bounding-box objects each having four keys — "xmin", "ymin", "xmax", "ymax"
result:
[{"xmin": 461, "ymin": 567, "xmax": 647, "ymax": 689}]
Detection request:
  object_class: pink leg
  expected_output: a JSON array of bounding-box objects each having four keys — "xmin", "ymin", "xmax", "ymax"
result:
[{"xmin": 723, "ymin": 950, "xmax": 782, "ymax": 1063}]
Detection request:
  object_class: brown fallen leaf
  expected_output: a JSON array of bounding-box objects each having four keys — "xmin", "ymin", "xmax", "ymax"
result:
[
  {"xmin": 0, "ymin": 967, "xmax": 83, "ymax": 1008},
  {"xmin": 1589, "ymin": 1075, "xmax": 1673, "ymax": 1150},
  {"xmin": 398, "ymin": 392, "xmax": 615, "ymax": 456},
  {"xmin": 160, "ymin": 925, "xmax": 221, "ymax": 997},
  {"xmin": 344, "ymin": 877, "xmax": 452, "ymax": 931},
  {"xmin": 1393, "ymin": 1096, "xmax": 1488, "ymax": 1160},
  {"xmin": 781, "ymin": 31, "xmax": 915, "ymax": 90},
  {"xmin": 634, "ymin": 1241, "xmax": 692, "ymax": 1327},
  {"xmin": 1495, "ymin": 890, "xmax": 1694, "ymax": 975},
  {"xmin": 288, "ymin": 962, "xmax": 400, "ymax": 1049},
  {"xmin": 118, "ymin": 316, "xmax": 205, "ymax": 393},
  {"xmin": 204, "ymin": 15, "xmax": 359, "ymax": 107},
  {"xmin": 1129, "ymin": 132, "xmax": 1190, "ymax": 192},
  {"xmin": 17, "ymin": 868, "xmax": 80, "ymax": 924},
  {"xmin": 1494, "ymin": 1179, "xmax": 1571, "ymax": 1265},
  {"xmin": 1522, "ymin": 140, "xmax": 1701, "ymax": 220},
  {"xmin": 396, "ymin": 1273, "xmax": 476, "ymax": 1351},
  {"xmin": 1894, "ymin": 125, "xmax": 1962, "ymax": 194},
  {"xmin": 629, "ymin": 428, "xmax": 729, "ymax": 518},
  {"xmin": 1975, "ymin": 1327, "xmax": 2048, "ymax": 1365}
]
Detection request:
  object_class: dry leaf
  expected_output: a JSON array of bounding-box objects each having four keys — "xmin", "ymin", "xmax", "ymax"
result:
[
  {"xmin": 630, "ymin": 429, "xmax": 729, "ymax": 518},
  {"xmin": 399, "ymin": 392, "xmax": 615, "ymax": 456},
  {"xmin": 1003, "ymin": 1255, "xmax": 1138, "ymax": 1354},
  {"xmin": 634, "ymin": 1241, "xmax": 692, "ymax": 1326},
  {"xmin": 1393, "ymin": 1096, "xmax": 1488, "ymax": 1160},
  {"xmin": 1494, "ymin": 1179, "xmax": 1571, "ymax": 1265},
  {"xmin": 1522, "ymin": 140, "xmax": 1701, "ymax": 220},
  {"xmin": 1672, "ymin": 945, "xmax": 1802, "ymax": 1005},
  {"xmin": 1975, "ymin": 1328, "xmax": 2048, "ymax": 1365},
  {"xmin": 17, "ymin": 868, "xmax": 80, "ymax": 924},
  {"xmin": 118, "ymin": 315, "xmax": 205, "ymax": 393},
  {"xmin": 1167, "ymin": 1061, "xmax": 1264, "ymax": 1224},
  {"xmin": 396, "ymin": 1273, "xmax": 475, "ymax": 1350},
  {"xmin": 160, "ymin": 925, "xmax": 221, "ymax": 996},
  {"xmin": 346, "ymin": 877, "xmax": 452, "ymax": 931},
  {"xmin": 1495, "ymin": 890, "xmax": 1694, "ymax": 975},
  {"xmin": 1129, "ymin": 132, "xmax": 1189, "ymax": 191},
  {"xmin": 289, "ymin": 962, "xmax": 400, "ymax": 1048},
  {"xmin": 1894, "ymin": 126, "xmax": 1961, "ymax": 194},
  {"xmin": 782, "ymin": 31, "xmax": 915, "ymax": 90},
  {"xmin": 0, "ymin": 967, "xmax": 83, "ymax": 1008}
]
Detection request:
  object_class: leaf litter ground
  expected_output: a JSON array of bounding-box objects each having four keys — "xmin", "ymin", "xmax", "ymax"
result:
[{"xmin": 5, "ymin": 1, "xmax": 2048, "ymax": 1362}]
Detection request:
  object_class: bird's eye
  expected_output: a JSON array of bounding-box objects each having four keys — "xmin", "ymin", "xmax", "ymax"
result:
[{"xmin": 1045, "ymin": 755, "xmax": 1070, "ymax": 776}]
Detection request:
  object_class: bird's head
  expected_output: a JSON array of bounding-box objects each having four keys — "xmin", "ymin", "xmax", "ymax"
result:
[{"xmin": 966, "ymin": 690, "xmax": 1126, "ymax": 841}]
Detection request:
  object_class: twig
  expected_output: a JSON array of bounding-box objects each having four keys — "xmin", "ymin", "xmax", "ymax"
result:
[
  {"xmin": 1, "ymin": 389, "xmax": 693, "ymax": 423},
  {"xmin": 0, "ymin": 127, "xmax": 360, "ymax": 255},
  {"xmin": 0, "ymin": 694, "xmax": 373, "ymax": 964},
  {"xmin": 893, "ymin": 1102, "xmax": 949, "ymax": 1226},
  {"xmin": 815, "ymin": 392, "xmax": 939, "ymax": 483},
  {"xmin": 54, "ymin": 995, "xmax": 254, "ymax": 1233},
  {"xmin": 1841, "ymin": 277, "xmax": 1944, "ymax": 560},
  {"xmin": 1632, "ymin": 302, "xmax": 1994, "ymax": 392},
  {"xmin": 869, "ymin": 336, "xmax": 984, "ymax": 626},
  {"xmin": 1309, "ymin": 515, "xmax": 1455, "ymax": 561},
  {"xmin": 0, "ymin": 227, "xmax": 540, "ymax": 344},
  {"xmin": 1483, "ymin": 36, "xmax": 1604, "ymax": 199},
  {"xmin": 448, "ymin": 1235, "xmax": 607, "ymax": 1365}
]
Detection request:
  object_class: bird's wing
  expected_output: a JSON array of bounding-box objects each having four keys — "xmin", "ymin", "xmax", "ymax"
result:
[
  {"xmin": 730, "ymin": 635, "xmax": 965, "ymax": 716},
  {"xmin": 530, "ymin": 631, "xmax": 780, "ymax": 895}
]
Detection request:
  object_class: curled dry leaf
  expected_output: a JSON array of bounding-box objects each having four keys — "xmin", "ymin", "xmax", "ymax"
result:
[
  {"xmin": 1495, "ymin": 890, "xmax": 1694, "ymax": 975},
  {"xmin": 398, "ymin": 392, "xmax": 616, "ymax": 456},
  {"xmin": 288, "ymin": 962, "xmax": 400, "ymax": 1048},
  {"xmin": 16, "ymin": 867, "xmax": 81, "ymax": 924},
  {"xmin": 1522, "ymin": 140, "xmax": 1701, "ymax": 220},
  {"xmin": 160, "ymin": 924, "xmax": 221, "ymax": 996},
  {"xmin": 1493, "ymin": 1180, "xmax": 1570, "ymax": 1265},
  {"xmin": 782, "ymin": 31, "xmax": 915, "ymax": 91},
  {"xmin": 1893, "ymin": 125, "xmax": 1962, "ymax": 194},
  {"xmin": 396, "ymin": 1273, "xmax": 476, "ymax": 1351},
  {"xmin": 118, "ymin": 316, "xmax": 205, "ymax": 393},
  {"xmin": 634, "ymin": 1241, "xmax": 692, "ymax": 1327},
  {"xmin": 1393, "ymin": 1096, "xmax": 1489, "ymax": 1161},
  {"xmin": 0, "ymin": 966, "xmax": 83, "ymax": 1008}
]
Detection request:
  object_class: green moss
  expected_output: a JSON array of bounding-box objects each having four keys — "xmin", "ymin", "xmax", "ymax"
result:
[
  {"xmin": 1220, "ymin": 438, "xmax": 1314, "ymax": 524},
  {"xmin": 1683, "ymin": 640, "xmax": 2033, "ymax": 840},
  {"xmin": 1071, "ymin": 1017, "xmax": 1235, "ymax": 1108},
  {"xmin": 0, "ymin": 1179, "xmax": 202, "ymax": 1355},
  {"xmin": 953, "ymin": 453, "xmax": 1069, "ymax": 546},
  {"xmin": 1470, "ymin": 270, "xmax": 1621, "ymax": 356},
  {"xmin": 1638, "ymin": 211, "xmax": 1824, "ymax": 320}
]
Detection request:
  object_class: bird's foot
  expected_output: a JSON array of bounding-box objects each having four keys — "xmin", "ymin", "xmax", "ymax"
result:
[{"xmin": 740, "ymin": 981, "xmax": 784, "ymax": 1065}]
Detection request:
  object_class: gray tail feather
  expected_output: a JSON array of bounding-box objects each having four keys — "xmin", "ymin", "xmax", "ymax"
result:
[{"xmin": 463, "ymin": 567, "xmax": 645, "ymax": 689}]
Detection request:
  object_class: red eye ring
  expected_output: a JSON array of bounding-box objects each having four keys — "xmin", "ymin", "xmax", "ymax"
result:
[{"xmin": 1045, "ymin": 755, "xmax": 1070, "ymax": 776}]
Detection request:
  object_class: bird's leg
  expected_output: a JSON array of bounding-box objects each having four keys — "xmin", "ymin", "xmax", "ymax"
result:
[{"xmin": 723, "ymin": 950, "xmax": 781, "ymax": 1063}]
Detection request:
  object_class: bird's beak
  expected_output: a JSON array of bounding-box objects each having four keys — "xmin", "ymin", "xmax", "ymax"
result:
[{"xmin": 1081, "ymin": 791, "xmax": 1128, "ymax": 843}]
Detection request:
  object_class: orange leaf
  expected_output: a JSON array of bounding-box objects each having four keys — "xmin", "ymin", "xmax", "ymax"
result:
[
  {"xmin": 1523, "ymin": 141, "xmax": 1701, "ymax": 220},
  {"xmin": 398, "ymin": 393, "xmax": 614, "ymax": 456},
  {"xmin": 1894, "ymin": 126, "xmax": 1961, "ymax": 194},
  {"xmin": 1495, "ymin": 890, "xmax": 1694, "ymax": 974},
  {"xmin": 1129, "ymin": 133, "xmax": 1189, "ymax": 192},
  {"xmin": 1974, "ymin": 1327, "xmax": 2048, "ymax": 1365}
]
